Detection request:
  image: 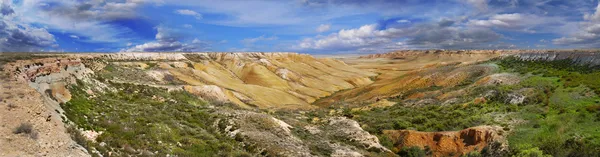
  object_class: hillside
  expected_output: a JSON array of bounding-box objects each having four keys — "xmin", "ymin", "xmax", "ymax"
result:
[{"xmin": 2, "ymin": 50, "xmax": 600, "ymax": 156}]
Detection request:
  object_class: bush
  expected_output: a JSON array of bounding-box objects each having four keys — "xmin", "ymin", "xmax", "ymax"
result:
[
  {"xmin": 13, "ymin": 123, "xmax": 38, "ymax": 139},
  {"xmin": 61, "ymin": 81, "xmax": 248, "ymax": 156},
  {"xmin": 463, "ymin": 151, "xmax": 482, "ymax": 157},
  {"xmin": 397, "ymin": 146, "xmax": 426, "ymax": 157},
  {"xmin": 513, "ymin": 147, "xmax": 551, "ymax": 157}
]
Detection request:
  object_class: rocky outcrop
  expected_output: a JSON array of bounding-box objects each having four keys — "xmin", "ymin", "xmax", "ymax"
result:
[
  {"xmin": 383, "ymin": 126, "xmax": 506, "ymax": 157},
  {"xmin": 1, "ymin": 57, "xmax": 92, "ymax": 156},
  {"xmin": 474, "ymin": 73, "xmax": 520, "ymax": 86},
  {"xmin": 4, "ymin": 57, "xmax": 95, "ymax": 112},
  {"xmin": 217, "ymin": 110, "xmax": 314, "ymax": 157},
  {"xmin": 513, "ymin": 50, "xmax": 600, "ymax": 66},
  {"xmin": 327, "ymin": 117, "xmax": 392, "ymax": 153}
]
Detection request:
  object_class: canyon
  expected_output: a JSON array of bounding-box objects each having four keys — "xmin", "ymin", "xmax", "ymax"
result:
[{"xmin": 1, "ymin": 50, "xmax": 599, "ymax": 156}]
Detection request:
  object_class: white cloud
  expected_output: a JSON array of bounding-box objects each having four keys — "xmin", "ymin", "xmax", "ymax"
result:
[
  {"xmin": 584, "ymin": 2, "xmax": 600, "ymax": 22},
  {"xmin": 241, "ymin": 35, "xmax": 278, "ymax": 44},
  {"xmin": 297, "ymin": 22, "xmax": 503, "ymax": 51},
  {"xmin": 316, "ymin": 24, "xmax": 331, "ymax": 32},
  {"xmin": 468, "ymin": 13, "xmax": 564, "ymax": 33},
  {"xmin": 123, "ymin": 26, "xmax": 207, "ymax": 52},
  {"xmin": 298, "ymin": 24, "xmax": 408, "ymax": 50},
  {"xmin": 70, "ymin": 35, "xmax": 79, "ymax": 39},
  {"xmin": 175, "ymin": 9, "xmax": 202, "ymax": 20},
  {"xmin": 553, "ymin": 2, "xmax": 600, "ymax": 46},
  {"xmin": 0, "ymin": 18, "xmax": 56, "ymax": 52},
  {"xmin": 0, "ymin": 1, "xmax": 56, "ymax": 52},
  {"xmin": 183, "ymin": 24, "xmax": 193, "ymax": 28},
  {"xmin": 397, "ymin": 20, "xmax": 410, "ymax": 23},
  {"xmin": 13, "ymin": 0, "xmax": 163, "ymax": 43}
]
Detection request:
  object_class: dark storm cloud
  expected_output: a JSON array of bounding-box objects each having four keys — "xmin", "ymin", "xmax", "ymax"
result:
[{"xmin": 0, "ymin": 20, "xmax": 56, "ymax": 52}]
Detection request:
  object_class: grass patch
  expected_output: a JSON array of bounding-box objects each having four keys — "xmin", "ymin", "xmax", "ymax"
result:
[
  {"xmin": 61, "ymin": 81, "xmax": 250, "ymax": 156},
  {"xmin": 497, "ymin": 57, "xmax": 600, "ymax": 156}
]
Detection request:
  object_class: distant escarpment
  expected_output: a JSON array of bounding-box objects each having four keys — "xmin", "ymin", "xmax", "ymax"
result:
[
  {"xmin": 359, "ymin": 50, "xmax": 506, "ymax": 59},
  {"xmin": 513, "ymin": 50, "xmax": 600, "ymax": 66},
  {"xmin": 362, "ymin": 49, "xmax": 600, "ymax": 67}
]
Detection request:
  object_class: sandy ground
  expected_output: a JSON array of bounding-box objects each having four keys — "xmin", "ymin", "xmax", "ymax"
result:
[{"xmin": 0, "ymin": 71, "xmax": 88, "ymax": 157}]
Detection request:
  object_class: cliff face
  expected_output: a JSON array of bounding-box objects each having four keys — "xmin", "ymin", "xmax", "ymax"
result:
[
  {"xmin": 1, "ymin": 57, "xmax": 91, "ymax": 156},
  {"xmin": 362, "ymin": 49, "xmax": 600, "ymax": 66},
  {"xmin": 383, "ymin": 126, "xmax": 505, "ymax": 157},
  {"xmin": 513, "ymin": 50, "xmax": 600, "ymax": 66}
]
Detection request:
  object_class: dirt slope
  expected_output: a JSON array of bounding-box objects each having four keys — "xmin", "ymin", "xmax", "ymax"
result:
[{"xmin": 0, "ymin": 58, "xmax": 89, "ymax": 156}]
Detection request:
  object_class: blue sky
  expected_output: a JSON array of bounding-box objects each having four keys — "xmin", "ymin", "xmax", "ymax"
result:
[{"xmin": 1, "ymin": 0, "xmax": 600, "ymax": 54}]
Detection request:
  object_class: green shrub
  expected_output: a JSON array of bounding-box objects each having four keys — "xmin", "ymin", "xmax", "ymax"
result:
[
  {"xmin": 397, "ymin": 146, "xmax": 426, "ymax": 157},
  {"xmin": 61, "ymin": 81, "xmax": 248, "ymax": 156},
  {"xmin": 513, "ymin": 147, "xmax": 551, "ymax": 157}
]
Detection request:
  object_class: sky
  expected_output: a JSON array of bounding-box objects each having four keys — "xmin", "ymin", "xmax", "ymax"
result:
[{"xmin": 0, "ymin": 0, "xmax": 600, "ymax": 54}]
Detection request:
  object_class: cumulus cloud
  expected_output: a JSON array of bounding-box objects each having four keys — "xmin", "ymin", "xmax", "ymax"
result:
[
  {"xmin": 553, "ymin": 2, "xmax": 600, "ymax": 46},
  {"xmin": 175, "ymin": 9, "xmax": 202, "ymax": 20},
  {"xmin": 15, "ymin": 0, "xmax": 164, "ymax": 43},
  {"xmin": 0, "ymin": 19, "xmax": 56, "ymax": 52},
  {"xmin": 123, "ymin": 26, "xmax": 207, "ymax": 52},
  {"xmin": 297, "ymin": 22, "xmax": 502, "ymax": 51},
  {"xmin": 316, "ymin": 24, "xmax": 330, "ymax": 33},
  {"xmin": 0, "ymin": 1, "xmax": 56, "ymax": 52},
  {"xmin": 584, "ymin": 2, "xmax": 600, "ymax": 22},
  {"xmin": 298, "ymin": 24, "xmax": 405, "ymax": 50}
]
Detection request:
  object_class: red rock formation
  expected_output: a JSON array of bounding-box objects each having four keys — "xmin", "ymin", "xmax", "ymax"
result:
[
  {"xmin": 3, "ymin": 57, "xmax": 83, "ymax": 82},
  {"xmin": 383, "ymin": 126, "xmax": 504, "ymax": 157}
]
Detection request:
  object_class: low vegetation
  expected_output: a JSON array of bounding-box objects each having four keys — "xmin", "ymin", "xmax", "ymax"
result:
[
  {"xmin": 13, "ymin": 123, "xmax": 38, "ymax": 139},
  {"xmin": 344, "ymin": 56, "xmax": 600, "ymax": 156},
  {"xmin": 61, "ymin": 81, "xmax": 250, "ymax": 156},
  {"xmin": 498, "ymin": 57, "xmax": 600, "ymax": 156}
]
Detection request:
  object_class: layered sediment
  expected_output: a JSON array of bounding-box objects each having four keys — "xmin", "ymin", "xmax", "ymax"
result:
[{"xmin": 383, "ymin": 126, "xmax": 505, "ymax": 157}]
